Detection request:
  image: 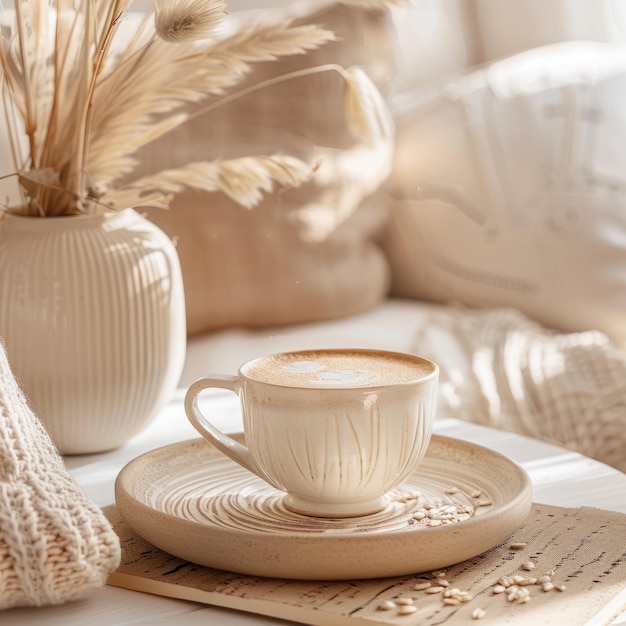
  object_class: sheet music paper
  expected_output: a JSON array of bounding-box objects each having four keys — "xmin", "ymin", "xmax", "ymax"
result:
[{"xmin": 105, "ymin": 503, "xmax": 626, "ymax": 626}]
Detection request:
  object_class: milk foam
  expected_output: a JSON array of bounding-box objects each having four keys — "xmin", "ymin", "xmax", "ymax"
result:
[{"xmin": 243, "ymin": 351, "xmax": 434, "ymax": 388}]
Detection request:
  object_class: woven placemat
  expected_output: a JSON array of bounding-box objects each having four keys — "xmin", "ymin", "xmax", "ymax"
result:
[{"xmin": 104, "ymin": 503, "xmax": 626, "ymax": 625}]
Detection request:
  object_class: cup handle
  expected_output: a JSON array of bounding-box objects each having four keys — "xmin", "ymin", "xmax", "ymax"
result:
[{"xmin": 185, "ymin": 375, "xmax": 267, "ymax": 482}]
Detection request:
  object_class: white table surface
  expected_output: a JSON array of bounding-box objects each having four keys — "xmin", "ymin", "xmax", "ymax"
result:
[{"xmin": 5, "ymin": 388, "xmax": 626, "ymax": 626}]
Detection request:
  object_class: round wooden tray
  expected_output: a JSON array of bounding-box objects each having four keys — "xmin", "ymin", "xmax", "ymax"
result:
[{"xmin": 115, "ymin": 434, "xmax": 532, "ymax": 580}]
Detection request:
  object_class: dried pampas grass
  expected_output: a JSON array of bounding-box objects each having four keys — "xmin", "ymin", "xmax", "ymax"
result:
[
  {"xmin": 154, "ymin": 0, "xmax": 227, "ymax": 43},
  {"xmin": 105, "ymin": 153, "xmax": 317, "ymax": 210},
  {"xmin": 0, "ymin": 0, "xmax": 394, "ymax": 217}
]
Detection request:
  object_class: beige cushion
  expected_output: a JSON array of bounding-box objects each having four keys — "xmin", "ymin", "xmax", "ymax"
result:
[
  {"xmin": 136, "ymin": 2, "xmax": 395, "ymax": 335},
  {"xmin": 145, "ymin": 196, "xmax": 389, "ymax": 334},
  {"xmin": 383, "ymin": 41, "xmax": 626, "ymax": 348}
]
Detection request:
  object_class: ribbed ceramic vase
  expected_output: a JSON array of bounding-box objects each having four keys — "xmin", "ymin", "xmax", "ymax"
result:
[{"xmin": 0, "ymin": 208, "xmax": 186, "ymax": 454}]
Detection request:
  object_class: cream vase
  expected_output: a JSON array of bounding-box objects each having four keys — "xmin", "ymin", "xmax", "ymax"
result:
[{"xmin": 0, "ymin": 208, "xmax": 186, "ymax": 454}]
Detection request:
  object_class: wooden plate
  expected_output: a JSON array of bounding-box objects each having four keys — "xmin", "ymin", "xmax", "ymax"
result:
[{"xmin": 115, "ymin": 434, "xmax": 532, "ymax": 580}]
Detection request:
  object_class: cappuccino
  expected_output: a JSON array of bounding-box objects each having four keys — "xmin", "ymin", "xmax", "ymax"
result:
[
  {"xmin": 242, "ymin": 349, "xmax": 435, "ymax": 388},
  {"xmin": 186, "ymin": 348, "xmax": 439, "ymax": 516}
]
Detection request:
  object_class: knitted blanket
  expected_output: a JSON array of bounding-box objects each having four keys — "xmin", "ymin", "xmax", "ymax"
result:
[
  {"xmin": 415, "ymin": 307, "xmax": 626, "ymax": 472},
  {"xmin": 0, "ymin": 341, "xmax": 120, "ymax": 610}
]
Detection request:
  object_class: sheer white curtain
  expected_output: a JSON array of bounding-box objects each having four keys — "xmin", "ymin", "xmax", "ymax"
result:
[
  {"xmin": 391, "ymin": 0, "xmax": 623, "ymax": 90},
  {"xmin": 473, "ymin": 0, "xmax": 622, "ymax": 61}
]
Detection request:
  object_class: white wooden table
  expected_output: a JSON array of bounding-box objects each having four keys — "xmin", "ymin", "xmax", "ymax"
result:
[{"xmin": 5, "ymin": 388, "xmax": 626, "ymax": 626}]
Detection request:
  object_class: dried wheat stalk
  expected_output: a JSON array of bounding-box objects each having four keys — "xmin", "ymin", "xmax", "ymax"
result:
[{"xmin": 0, "ymin": 0, "xmax": 394, "ymax": 217}]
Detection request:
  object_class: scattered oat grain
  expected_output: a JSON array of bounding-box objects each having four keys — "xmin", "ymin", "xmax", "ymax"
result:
[
  {"xmin": 413, "ymin": 582, "xmax": 431, "ymax": 591},
  {"xmin": 554, "ymin": 584, "xmax": 566, "ymax": 592},
  {"xmin": 444, "ymin": 588, "xmax": 473, "ymax": 603},
  {"xmin": 476, "ymin": 500, "xmax": 493, "ymax": 507},
  {"xmin": 397, "ymin": 491, "xmax": 421, "ymax": 503},
  {"xmin": 542, "ymin": 582, "xmax": 554, "ymax": 592},
  {"xmin": 507, "ymin": 586, "xmax": 531, "ymax": 604},
  {"xmin": 443, "ymin": 598, "xmax": 461, "ymax": 606},
  {"xmin": 425, "ymin": 586, "xmax": 445, "ymax": 594},
  {"xmin": 509, "ymin": 542, "xmax": 527, "ymax": 550},
  {"xmin": 397, "ymin": 605, "xmax": 418, "ymax": 615},
  {"xmin": 395, "ymin": 597, "xmax": 414, "ymax": 606},
  {"xmin": 377, "ymin": 600, "xmax": 396, "ymax": 611},
  {"xmin": 472, "ymin": 608, "xmax": 486, "ymax": 620},
  {"xmin": 492, "ymin": 585, "xmax": 506, "ymax": 594},
  {"xmin": 444, "ymin": 487, "xmax": 459, "ymax": 495},
  {"xmin": 521, "ymin": 561, "xmax": 535, "ymax": 571}
]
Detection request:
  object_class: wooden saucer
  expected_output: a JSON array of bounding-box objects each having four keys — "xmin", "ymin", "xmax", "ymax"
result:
[{"xmin": 115, "ymin": 434, "xmax": 532, "ymax": 580}]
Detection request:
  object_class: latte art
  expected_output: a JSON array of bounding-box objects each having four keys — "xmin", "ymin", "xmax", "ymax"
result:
[
  {"xmin": 243, "ymin": 350, "xmax": 434, "ymax": 388},
  {"xmin": 281, "ymin": 360, "xmax": 324, "ymax": 373},
  {"xmin": 284, "ymin": 363, "xmax": 382, "ymax": 386}
]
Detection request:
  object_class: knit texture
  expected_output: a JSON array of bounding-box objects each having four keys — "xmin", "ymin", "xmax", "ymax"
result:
[
  {"xmin": 415, "ymin": 307, "xmax": 626, "ymax": 472},
  {"xmin": 0, "ymin": 341, "xmax": 120, "ymax": 610}
]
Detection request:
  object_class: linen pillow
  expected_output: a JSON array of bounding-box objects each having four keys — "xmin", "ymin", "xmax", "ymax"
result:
[
  {"xmin": 412, "ymin": 306, "xmax": 626, "ymax": 472},
  {"xmin": 136, "ymin": 2, "xmax": 395, "ymax": 335},
  {"xmin": 382, "ymin": 41, "xmax": 626, "ymax": 349}
]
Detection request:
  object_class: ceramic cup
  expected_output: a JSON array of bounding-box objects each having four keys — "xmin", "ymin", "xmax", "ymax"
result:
[{"xmin": 184, "ymin": 348, "xmax": 439, "ymax": 518}]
